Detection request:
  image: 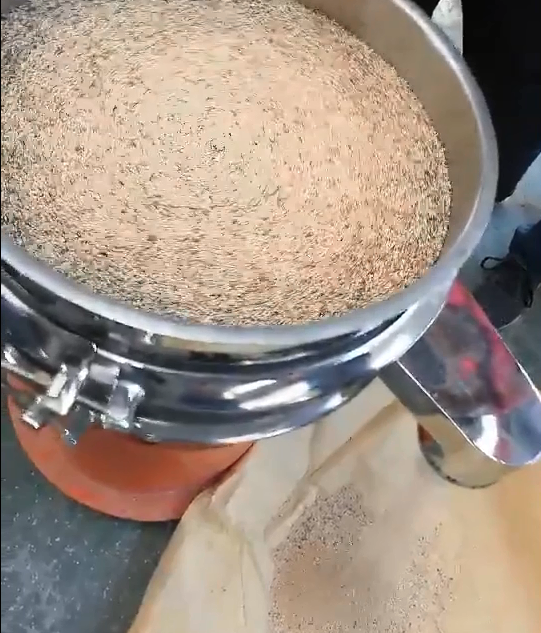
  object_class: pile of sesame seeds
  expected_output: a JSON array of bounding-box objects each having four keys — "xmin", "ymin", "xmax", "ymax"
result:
[{"xmin": 1, "ymin": 0, "xmax": 451, "ymax": 325}]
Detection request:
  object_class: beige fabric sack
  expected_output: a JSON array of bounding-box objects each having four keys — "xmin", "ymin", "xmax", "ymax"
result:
[{"xmin": 130, "ymin": 380, "xmax": 541, "ymax": 633}]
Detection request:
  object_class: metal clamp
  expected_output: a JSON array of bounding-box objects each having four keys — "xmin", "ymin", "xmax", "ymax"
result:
[
  {"xmin": 3, "ymin": 339, "xmax": 147, "ymax": 442},
  {"xmin": 22, "ymin": 361, "xmax": 92, "ymax": 430},
  {"xmin": 100, "ymin": 380, "xmax": 145, "ymax": 433},
  {"xmin": 2, "ymin": 340, "xmax": 97, "ymax": 442},
  {"xmin": 1, "ymin": 344, "xmax": 51, "ymax": 390}
]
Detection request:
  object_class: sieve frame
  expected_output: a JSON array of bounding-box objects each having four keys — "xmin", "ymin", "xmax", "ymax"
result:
[{"xmin": 1, "ymin": 0, "xmax": 497, "ymax": 356}]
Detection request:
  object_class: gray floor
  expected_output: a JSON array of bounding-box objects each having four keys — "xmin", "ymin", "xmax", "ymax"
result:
[{"xmin": 1, "ymin": 410, "xmax": 176, "ymax": 633}]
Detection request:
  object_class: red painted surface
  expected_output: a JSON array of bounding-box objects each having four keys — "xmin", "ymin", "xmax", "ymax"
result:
[{"xmin": 7, "ymin": 386, "xmax": 252, "ymax": 522}]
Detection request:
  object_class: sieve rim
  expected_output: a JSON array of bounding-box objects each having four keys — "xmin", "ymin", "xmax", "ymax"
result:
[{"xmin": 0, "ymin": 0, "xmax": 497, "ymax": 351}]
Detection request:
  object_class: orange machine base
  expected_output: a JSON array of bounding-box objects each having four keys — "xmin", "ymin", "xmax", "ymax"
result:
[{"xmin": 8, "ymin": 396, "xmax": 252, "ymax": 522}]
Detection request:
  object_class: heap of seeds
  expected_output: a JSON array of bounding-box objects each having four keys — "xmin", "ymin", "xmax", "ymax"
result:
[
  {"xmin": 1, "ymin": 0, "xmax": 451, "ymax": 326},
  {"xmin": 269, "ymin": 484, "xmax": 455, "ymax": 632}
]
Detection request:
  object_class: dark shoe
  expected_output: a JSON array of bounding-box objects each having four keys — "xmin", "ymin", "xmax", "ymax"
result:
[{"xmin": 474, "ymin": 254, "xmax": 535, "ymax": 329}]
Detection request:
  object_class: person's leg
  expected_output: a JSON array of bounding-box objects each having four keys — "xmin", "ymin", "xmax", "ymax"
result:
[
  {"xmin": 415, "ymin": 0, "xmax": 541, "ymax": 199},
  {"xmin": 461, "ymin": 0, "xmax": 541, "ymax": 202},
  {"xmin": 460, "ymin": 0, "xmax": 541, "ymax": 326},
  {"xmin": 414, "ymin": 1, "xmax": 541, "ymax": 326}
]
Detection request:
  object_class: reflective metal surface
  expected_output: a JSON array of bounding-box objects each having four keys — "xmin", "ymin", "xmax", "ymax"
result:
[
  {"xmin": 0, "ymin": 0, "xmax": 496, "ymax": 355},
  {"xmin": 6, "ymin": 0, "xmax": 528, "ymax": 484},
  {"xmin": 382, "ymin": 281, "xmax": 541, "ymax": 487},
  {"xmin": 1, "ymin": 270, "xmax": 444, "ymax": 443}
]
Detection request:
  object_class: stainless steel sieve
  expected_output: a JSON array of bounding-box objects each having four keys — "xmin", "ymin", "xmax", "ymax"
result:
[{"xmin": 2, "ymin": 0, "xmax": 540, "ymax": 488}]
